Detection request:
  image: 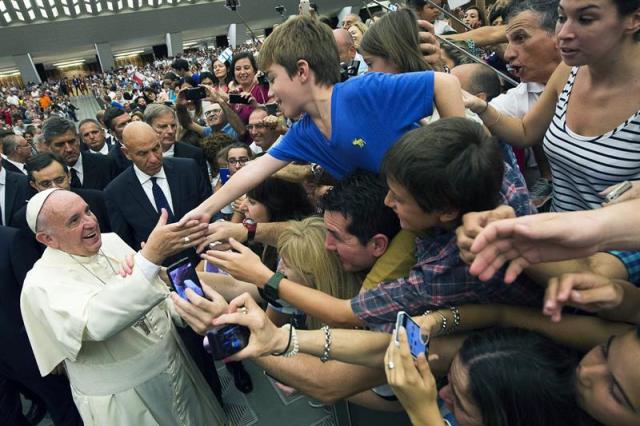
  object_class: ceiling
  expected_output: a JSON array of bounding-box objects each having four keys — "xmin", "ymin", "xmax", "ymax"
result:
[{"xmin": 0, "ymin": 0, "xmax": 359, "ymax": 69}]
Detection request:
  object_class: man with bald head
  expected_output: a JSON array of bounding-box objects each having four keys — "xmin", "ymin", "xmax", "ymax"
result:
[
  {"xmin": 333, "ymin": 28, "xmax": 368, "ymax": 76},
  {"xmin": 103, "ymin": 122, "xmax": 221, "ymax": 399},
  {"xmin": 19, "ymin": 189, "xmax": 226, "ymax": 424},
  {"xmin": 104, "ymin": 122, "xmax": 212, "ymax": 266}
]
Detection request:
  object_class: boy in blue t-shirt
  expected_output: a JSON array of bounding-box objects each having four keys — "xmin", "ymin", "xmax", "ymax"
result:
[{"xmin": 183, "ymin": 16, "xmax": 464, "ymax": 223}]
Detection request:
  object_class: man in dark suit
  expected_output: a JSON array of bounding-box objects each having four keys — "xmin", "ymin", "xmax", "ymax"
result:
[
  {"xmin": 0, "ymin": 160, "xmax": 32, "ymax": 227},
  {"xmin": 143, "ymin": 103, "xmax": 210, "ymax": 183},
  {"xmin": 2, "ymin": 135, "xmax": 32, "ymax": 175},
  {"xmin": 78, "ymin": 118, "xmax": 112, "ymax": 155},
  {"xmin": 42, "ymin": 116, "xmax": 118, "ymax": 190},
  {"xmin": 0, "ymin": 226, "xmax": 82, "ymax": 426},
  {"xmin": 104, "ymin": 121, "xmax": 211, "ymax": 266},
  {"xmin": 103, "ymin": 107, "xmax": 132, "ymax": 173},
  {"xmin": 103, "ymin": 121, "xmax": 224, "ymax": 402},
  {"xmin": 11, "ymin": 153, "xmax": 112, "ymax": 235}
]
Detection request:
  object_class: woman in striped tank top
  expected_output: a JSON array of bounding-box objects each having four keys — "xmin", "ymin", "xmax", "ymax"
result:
[{"xmin": 465, "ymin": 0, "xmax": 640, "ymax": 212}]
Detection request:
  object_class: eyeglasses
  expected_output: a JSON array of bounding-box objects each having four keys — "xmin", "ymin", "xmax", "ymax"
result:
[
  {"xmin": 246, "ymin": 124, "xmax": 266, "ymax": 131},
  {"xmin": 227, "ymin": 157, "xmax": 249, "ymax": 165},
  {"xmin": 37, "ymin": 175, "xmax": 68, "ymax": 189}
]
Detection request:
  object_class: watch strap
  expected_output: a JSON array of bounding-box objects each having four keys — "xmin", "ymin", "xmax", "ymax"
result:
[{"xmin": 263, "ymin": 271, "xmax": 285, "ymax": 302}]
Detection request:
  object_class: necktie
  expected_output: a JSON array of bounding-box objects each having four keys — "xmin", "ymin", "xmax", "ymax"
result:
[
  {"xmin": 151, "ymin": 177, "xmax": 174, "ymax": 220},
  {"xmin": 70, "ymin": 168, "xmax": 81, "ymax": 188}
]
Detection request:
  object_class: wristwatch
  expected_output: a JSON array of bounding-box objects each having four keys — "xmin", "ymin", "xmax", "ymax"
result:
[
  {"xmin": 261, "ymin": 271, "xmax": 285, "ymax": 302},
  {"xmin": 242, "ymin": 218, "xmax": 257, "ymax": 242}
]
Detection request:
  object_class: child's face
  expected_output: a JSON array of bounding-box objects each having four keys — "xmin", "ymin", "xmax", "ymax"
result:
[
  {"xmin": 266, "ymin": 64, "xmax": 305, "ymax": 118},
  {"xmin": 384, "ymin": 178, "xmax": 440, "ymax": 233}
]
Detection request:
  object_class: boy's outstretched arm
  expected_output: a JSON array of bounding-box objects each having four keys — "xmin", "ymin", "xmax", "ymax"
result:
[{"xmin": 180, "ymin": 154, "xmax": 290, "ymax": 225}]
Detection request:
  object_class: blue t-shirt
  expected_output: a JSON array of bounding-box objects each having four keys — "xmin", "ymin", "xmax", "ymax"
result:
[
  {"xmin": 202, "ymin": 122, "xmax": 239, "ymax": 140},
  {"xmin": 268, "ymin": 72, "xmax": 435, "ymax": 180}
]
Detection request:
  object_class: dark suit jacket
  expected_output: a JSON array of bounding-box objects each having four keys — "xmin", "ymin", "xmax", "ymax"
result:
[
  {"xmin": 174, "ymin": 141, "xmax": 209, "ymax": 183},
  {"xmin": 80, "ymin": 151, "xmax": 118, "ymax": 190},
  {"xmin": 104, "ymin": 157, "xmax": 212, "ymax": 266},
  {"xmin": 0, "ymin": 226, "xmax": 42, "ymax": 373},
  {"xmin": 12, "ymin": 187, "xmax": 112, "ymax": 237},
  {"xmin": 3, "ymin": 170, "xmax": 32, "ymax": 227},
  {"xmin": 80, "ymin": 137, "xmax": 113, "ymax": 153},
  {"xmin": 1, "ymin": 158, "xmax": 25, "ymax": 175},
  {"xmin": 108, "ymin": 139, "xmax": 132, "ymax": 174}
]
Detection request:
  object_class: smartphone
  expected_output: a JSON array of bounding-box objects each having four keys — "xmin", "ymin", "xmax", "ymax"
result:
[
  {"xmin": 219, "ymin": 167, "xmax": 230, "ymax": 184},
  {"xmin": 264, "ymin": 103, "xmax": 278, "ymax": 116},
  {"xmin": 184, "ymin": 86, "xmax": 206, "ymax": 101},
  {"xmin": 228, "ymin": 93, "xmax": 249, "ymax": 104},
  {"xmin": 203, "ymin": 324, "xmax": 250, "ymax": 360},
  {"xmin": 394, "ymin": 311, "xmax": 428, "ymax": 358},
  {"xmin": 167, "ymin": 258, "xmax": 205, "ymax": 301},
  {"xmin": 605, "ymin": 180, "xmax": 632, "ymax": 203}
]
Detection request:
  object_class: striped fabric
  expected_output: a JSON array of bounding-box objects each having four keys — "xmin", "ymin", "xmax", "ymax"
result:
[{"xmin": 543, "ymin": 67, "xmax": 640, "ymax": 212}]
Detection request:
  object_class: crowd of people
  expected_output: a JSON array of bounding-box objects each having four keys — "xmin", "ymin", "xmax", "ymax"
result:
[{"xmin": 1, "ymin": 0, "xmax": 639, "ymax": 425}]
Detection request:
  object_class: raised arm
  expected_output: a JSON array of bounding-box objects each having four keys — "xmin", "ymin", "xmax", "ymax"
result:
[
  {"xmin": 444, "ymin": 25, "xmax": 507, "ymax": 47},
  {"xmin": 201, "ymin": 239, "xmax": 364, "ymax": 328},
  {"xmin": 182, "ymin": 153, "xmax": 289, "ymax": 224},
  {"xmin": 464, "ymin": 63, "xmax": 571, "ymax": 147}
]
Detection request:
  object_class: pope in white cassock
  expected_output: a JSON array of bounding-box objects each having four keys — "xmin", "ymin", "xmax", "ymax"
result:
[{"xmin": 20, "ymin": 188, "xmax": 227, "ymax": 426}]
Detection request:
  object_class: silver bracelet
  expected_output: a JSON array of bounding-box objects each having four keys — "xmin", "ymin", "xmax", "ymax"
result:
[
  {"xmin": 435, "ymin": 311, "xmax": 448, "ymax": 335},
  {"xmin": 320, "ymin": 325, "xmax": 332, "ymax": 363},
  {"xmin": 449, "ymin": 306, "xmax": 461, "ymax": 334}
]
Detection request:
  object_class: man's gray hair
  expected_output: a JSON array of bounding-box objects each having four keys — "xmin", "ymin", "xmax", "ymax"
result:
[
  {"xmin": 143, "ymin": 103, "xmax": 176, "ymax": 125},
  {"xmin": 78, "ymin": 118, "xmax": 102, "ymax": 130},
  {"xmin": 2, "ymin": 134, "xmax": 21, "ymax": 155},
  {"xmin": 506, "ymin": 0, "xmax": 559, "ymax": 33},
  {"xmin": 42, "ymin": 116, "xmax": 77, "ymax": 144}
]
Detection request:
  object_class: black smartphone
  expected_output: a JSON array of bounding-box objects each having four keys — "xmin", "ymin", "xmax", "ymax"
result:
[
  {"xmin": 204, "ymin": 324, "xmax": 250, "ymax": 360},
  {"xmin": 167, "ymin": 257, "xmax": 205, "ymax": 301},
  {"xmin": 184, "ymin": 86, "xmax": 207, "ymax": 101},
  {"xmin": 394, "ymin": 311, "xmax": 428, "ymax": 358},
  {"xmin": 228, "ymin": 93, "xmax": 250, "ymax": 104},
  {"xmin": 264, "ymin": 103, "xmax": 278, "ymax": 116}
]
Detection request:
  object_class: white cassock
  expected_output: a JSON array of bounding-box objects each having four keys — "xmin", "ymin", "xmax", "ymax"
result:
[{"xmin": 20, "ymin": 233, "xmax": 227, "ymax": 426}]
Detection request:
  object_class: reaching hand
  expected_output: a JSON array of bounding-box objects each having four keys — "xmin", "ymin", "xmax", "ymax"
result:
[
  {"xmin": 456, "ymin": 205, "xmax": 516, "ymax": 265},
  {"xmin": 212, "ymin": 293, "xmax": 289, "ymax": 361},
  {"xmin": 469, "ymin": 211, "xmax": 604, "ymax": 283},
  {"xmin": 196, "ymin": 221, "xmax": 247, "ymax": 253},
  {"xmin": 600, "ymin": 180, "xmax": 640, "ymax": 206},
  {"xmin": 543, "ymin": 273, "xmax": 624, "ymax": 322},
  {"xmin": 170, "ymin": 285, "xmax": 229, "ymax": 335},
  {"xmin": 200, "ymin": 238, "xmax": 273, "ymax": 286},
  {"xmin": 385, "ymin": 328, "xmax": 444, "ymax": 426},
  {"xmin": 461, "ymin": 89, "xmax": 486, "ymax": 113},
  {"xmin": 142, "ymin": 209, "xmax": 209, "ymax": 265},
  {"xmin": 178, "ymin": 206, "xmax": 212, "ymax": 228}
]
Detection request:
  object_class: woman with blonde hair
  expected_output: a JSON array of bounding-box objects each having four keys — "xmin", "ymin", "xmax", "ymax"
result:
[
  {"xmin": 277, "ymin": 217, "xmax": 362, "ymax": 329},
  {"xmin": 348, "ymin": 21, "xmax": 369, "ymax": 50}
]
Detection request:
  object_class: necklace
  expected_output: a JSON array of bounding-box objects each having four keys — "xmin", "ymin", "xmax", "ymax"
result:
[{"xmin": 68, "ymin": 250, "xmax": 152, "ymax": 335}]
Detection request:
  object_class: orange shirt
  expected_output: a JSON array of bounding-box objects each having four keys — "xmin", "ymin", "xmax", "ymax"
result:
[{"xmin": 39, "ymin": 95, "xmax": 51, "ymax": 110}]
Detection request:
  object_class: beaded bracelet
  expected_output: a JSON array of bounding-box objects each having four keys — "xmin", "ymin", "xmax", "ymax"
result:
[{"xmin": 320, "ymin": 325, "xmax": 332, "ymax": 363}]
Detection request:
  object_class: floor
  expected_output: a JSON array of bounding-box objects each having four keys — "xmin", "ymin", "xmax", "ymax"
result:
[{"xmin": 33, "ymin": 360, "xmax": 411, "ymax": 426}]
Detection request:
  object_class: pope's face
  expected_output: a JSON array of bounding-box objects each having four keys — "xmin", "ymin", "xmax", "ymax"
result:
[{"xmin": 38, "ymin": 191, "xmax": 101, "ymax": 256}]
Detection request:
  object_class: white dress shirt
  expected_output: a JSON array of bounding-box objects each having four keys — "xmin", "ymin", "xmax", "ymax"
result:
[
  {"xmin": 90, "ymin": 143, "xmax": 110, "ymax": 155},
  {"xmin": 5, "ymin": 158, "xmax": 27, "ymax": 174},
  {"xmin": 133, "ymin": 165, "xmax": 174, "ymax": 213},
  {"xmin": 162, "ymin": 144, "xmax": 175, "ymax": 158}
]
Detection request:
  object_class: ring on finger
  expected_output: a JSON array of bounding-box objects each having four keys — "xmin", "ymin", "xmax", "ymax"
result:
[
  {"xmin": 183, "ymin": 236, "xmax": 191, "ymax": 243},
  {"xmin": 386, "ymin": 361, "xmax": 395, "ymax": 370}
]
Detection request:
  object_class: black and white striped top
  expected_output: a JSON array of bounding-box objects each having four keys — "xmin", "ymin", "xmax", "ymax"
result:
[{"xmin": 543, "ymin": 67, "xmax": 640, "ymax": 212}]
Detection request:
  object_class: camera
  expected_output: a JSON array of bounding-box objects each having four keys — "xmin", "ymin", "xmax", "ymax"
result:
[
  {"xmin": 203, "ymin": 324, "xmax": 250, "ymax": 360},
  {"xmin": 184, "ymin": 86, "xmax": 207, "ymax": 101},
  {"xmin": 275, "ymin": 5, "xmax": 286, "ymax": 15},
  {"xmin": 339, "ymin": 60, "xmax": 361, "ymax": 82}
]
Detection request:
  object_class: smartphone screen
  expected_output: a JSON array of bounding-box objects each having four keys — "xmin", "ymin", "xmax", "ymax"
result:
[
  {"xmin": 219, "ymin": 167, "xmax": 230, "ymax": 184},
  {"xmin": 168, "ymin": 258, "xmax": 204, "ymax": 301},
  {"xmin": 228, "ymin": 93, "xmax": 249, "ymax": 104},
  {"xmin": 395, "ymin": 311, "xmax": 428, "ymax": 358}
]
